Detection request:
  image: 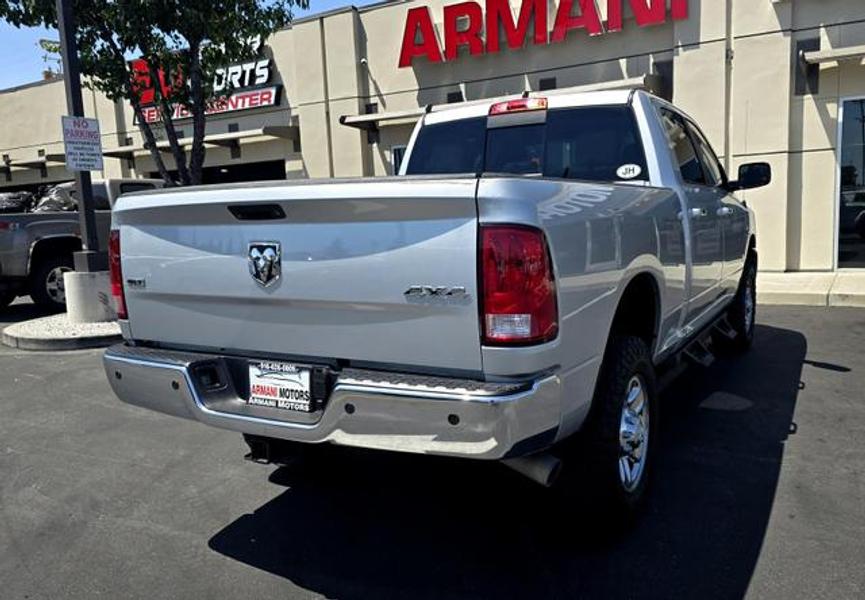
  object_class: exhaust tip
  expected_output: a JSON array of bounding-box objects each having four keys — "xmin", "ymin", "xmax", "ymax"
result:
[{"xmin": 502, "ymin": 453, "xmax": 562, "ymax": 488}]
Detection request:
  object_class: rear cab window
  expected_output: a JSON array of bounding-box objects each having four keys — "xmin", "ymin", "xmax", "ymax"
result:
[
  {"xmin": 404, "ymin": 118, "xmax": 486, "ymax": 175},
  {"xmin": 405, "ymin": 105, "xmax": 649, "ymax": 184},
  {"xmin": 120, "ymin": 182, "xmax": 158, "ymax": 195},
  {"xmin": 92, "ymin": 186, "xmax": 110, "ymax": 210},
  {"xmin": 63, "ymin": 185, "xmax": 109, "ymax": 210}
]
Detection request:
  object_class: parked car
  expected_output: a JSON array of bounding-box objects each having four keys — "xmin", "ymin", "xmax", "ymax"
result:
[
  {"xmin": 0, "ymin": 178, "xmax": 163, "ymax": 310},
  {"xmin": 103, "ymin": 90, "xmax": 770, "ymax": 518}
]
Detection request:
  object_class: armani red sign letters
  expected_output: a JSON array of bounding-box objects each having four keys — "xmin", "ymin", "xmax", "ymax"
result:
[{"xmin": 398, "ymin": 0, "xmax": 689, "ymax": 67}]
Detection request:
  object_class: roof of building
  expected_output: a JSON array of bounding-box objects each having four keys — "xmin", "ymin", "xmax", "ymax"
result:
[{"xmin": 0, "ymin": 75, "xmax": 65, "ymax": 95}]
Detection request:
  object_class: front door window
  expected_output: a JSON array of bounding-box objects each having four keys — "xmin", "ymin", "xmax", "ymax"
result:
[{"xmin": 839, "ymin": 99, "xmax": 865, "ymax": 267}]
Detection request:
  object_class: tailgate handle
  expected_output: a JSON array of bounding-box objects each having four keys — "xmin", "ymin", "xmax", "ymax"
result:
[{"xmin": 228, "ymin": 204, "xmax": 285, "ymax": 221}]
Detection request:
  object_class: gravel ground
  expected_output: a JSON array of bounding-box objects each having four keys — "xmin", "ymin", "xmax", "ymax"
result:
[
  {"xmin": 2, "ymin": 310, "xmax": 121, "ymax": 350},
  {"xmin": 3, "ymin": 312, "xmax": 120, "ymax": 339}
]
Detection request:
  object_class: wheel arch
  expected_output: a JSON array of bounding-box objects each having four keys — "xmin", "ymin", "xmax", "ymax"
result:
[
  {"xmin": 608, "ymin": 271, "xmax": 662, "ymax": 353},
  {"xmin": 28, "ymin": 235, "xmax": 82, "ymax": 274}
]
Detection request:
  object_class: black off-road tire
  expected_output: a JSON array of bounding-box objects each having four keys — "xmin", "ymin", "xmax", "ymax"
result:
[
  {"xmin": 29, "ymin": 254, "xmax": 73, "ymax": 311},
  {"xmin": 568, "ymin": 336, "xmax": 659, "ymax": 522},
  {"xmin": 720, "ymin": 256, "xmax": 757, "ymax": 354}
]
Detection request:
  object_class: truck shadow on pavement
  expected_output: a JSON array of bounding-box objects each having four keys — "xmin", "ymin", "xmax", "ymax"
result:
[
  {"xmin": 0, "ymin": 299, "xmax": 49, "ymax": 328},
  {"xmin": 208, "ymin": 324, "xmax": 806, "ymax": 599}
]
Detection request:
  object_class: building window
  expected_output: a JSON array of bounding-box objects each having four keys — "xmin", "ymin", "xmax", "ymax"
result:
[
  {"xmin": 391, "ymin": 145, "xmax": 407, "ymax": 175},
  {"xmin": 539, "ymin": 77, "xmax": 557, "ymax": 91},
  {"xmin": 446, "ymin": 91, "xmax": 464, "ymax": 104},
  {"xmin": 653, "ymin": 60, "xmax": 674, "ymax": 101},
  {"xmin": 839, "ymin": 99, "xmax": 865, "ymax": 267}
]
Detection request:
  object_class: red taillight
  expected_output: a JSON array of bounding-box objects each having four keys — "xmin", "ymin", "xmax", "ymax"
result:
[
  {"xmin": 489, "ymin": 97, "xmax": 548, "ymax": 116},
  {"xmin": 108, "ymin": 229, "xmax": 127, "ymax": 320},
  {"xmin": 480, "ymin": 225, "xmax": 558, "ymax": 345}
]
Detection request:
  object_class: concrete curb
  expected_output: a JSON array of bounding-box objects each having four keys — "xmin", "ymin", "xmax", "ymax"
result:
[
  {"xmin": 1, "ymin": 314, "xmax": 122, "ymax": 351},
  {"xmin": 754, "ymin": 272, "xmax": 865, "ymax": 307},
  {"xmin": 2, "ymin": 330, "xmax": 122, "ymax": 351}
]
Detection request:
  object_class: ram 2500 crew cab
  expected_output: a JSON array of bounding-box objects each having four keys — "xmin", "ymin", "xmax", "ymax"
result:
[{"xmin": 103, "ymin": 89, "xmax": 770, "ymax": 516}]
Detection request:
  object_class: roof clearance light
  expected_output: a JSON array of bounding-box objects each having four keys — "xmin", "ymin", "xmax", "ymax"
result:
[{"xmin": 489, "ymin": 97, "xmax": 548, "ymax": 116}]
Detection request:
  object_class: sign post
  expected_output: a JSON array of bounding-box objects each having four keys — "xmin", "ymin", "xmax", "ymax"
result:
[{"xmin": 56, "ymin": 0, "xmax": 105, "ymax": 272}]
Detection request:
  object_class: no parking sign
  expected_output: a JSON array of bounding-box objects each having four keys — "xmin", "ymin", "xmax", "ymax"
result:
[{"xmin": 61, "ymin": 116, "xmax": 104, "ymax": 171}]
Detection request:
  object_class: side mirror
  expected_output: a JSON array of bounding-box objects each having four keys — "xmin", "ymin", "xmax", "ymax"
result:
[{"xmin": 729, "ymin": 162, "xmax": 771, "ymax": 191}]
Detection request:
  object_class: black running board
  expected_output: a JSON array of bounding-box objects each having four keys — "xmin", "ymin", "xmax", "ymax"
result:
[
  {"xmin": 681, "ymin": 315, "xmax": 737, "ymax": 369},
  {"xmin": 684, "ymin": 335, "xmax": 715, "ymax": 367}
]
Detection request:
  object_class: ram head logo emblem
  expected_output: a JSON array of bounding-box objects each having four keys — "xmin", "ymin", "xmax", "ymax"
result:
[{"xmin": 248, "ymin": 242, "xmax": 281, "ymax": 287}]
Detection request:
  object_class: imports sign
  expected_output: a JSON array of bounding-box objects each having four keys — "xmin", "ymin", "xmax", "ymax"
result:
[
  {"xmin": 130, "ymin": 57, "xmax": 281, "ymax": 124},
  {"xmin": 61, "ymin": 116, "xmax": 104, "ymax": 171},
  {"xmin": 399, "ymin": 0, "xmax": 689, "ymax": 67}
]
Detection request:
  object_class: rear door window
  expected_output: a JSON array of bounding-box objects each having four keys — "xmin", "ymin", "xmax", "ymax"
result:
[
  {"xmin": 659, "ymin": 108, "xmax": 707, "ymax": 185},
  {"xmin": 684, "ymin": 121, "xmax": 725, "ymax": 187}
]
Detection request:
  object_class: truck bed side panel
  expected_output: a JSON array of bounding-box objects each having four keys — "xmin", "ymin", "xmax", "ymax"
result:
[{"xmin": 477, "ymin": 176, "xmax": 686, "ymax": 437}]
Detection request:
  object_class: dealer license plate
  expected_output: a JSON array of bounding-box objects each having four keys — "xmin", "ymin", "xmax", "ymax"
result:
[{"xmin": 248, "ymin": 361, "xmax": 313, "ymax": 412}]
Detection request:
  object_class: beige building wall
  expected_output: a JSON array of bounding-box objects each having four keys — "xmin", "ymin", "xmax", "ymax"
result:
[{"xmin": 0, "ymin": 78, "xmax": 124, "ymax": 183}]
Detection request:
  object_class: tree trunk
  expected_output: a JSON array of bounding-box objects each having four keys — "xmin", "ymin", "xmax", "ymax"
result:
[
  {"xmin": 130, "ymin": 96, "xmax": 175, "ymax": 186},
  {"xmin": 187, "ymin": 42, "xmax": 206, "ymax": 186},
  {"xmin": 146, "ymin": 60, "xmax": 191, "ymax": 186},
  {"xmin": 98, "ymin": 28, "xmax": 175, "ymax": 186}
]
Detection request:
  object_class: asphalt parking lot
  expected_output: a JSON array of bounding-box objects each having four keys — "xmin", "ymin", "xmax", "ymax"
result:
[{"xmin": 1, "ymin": 301, "xmax": 863, "ymax": 600}]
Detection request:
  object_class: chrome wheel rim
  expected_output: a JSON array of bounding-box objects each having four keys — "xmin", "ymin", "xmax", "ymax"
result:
[
  {"xmin": 618, "ymin": 375, "xmax": 650, "ymax": 493},
  {"xmin": 743, "ymin": 276, "xmax": 755, "ymax": 333},
  {"xmin": 45, "ymin": 266, "xmax": 72, "ymax": 304}
]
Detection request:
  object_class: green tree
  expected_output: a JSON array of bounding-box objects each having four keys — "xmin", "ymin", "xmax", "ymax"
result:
[{"xmin": 1, "ymin": 1, "xmax": 306, "ymax": 185}]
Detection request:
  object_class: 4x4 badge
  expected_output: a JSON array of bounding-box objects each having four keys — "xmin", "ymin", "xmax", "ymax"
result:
[{"xmin": 248, "ymin": 242, "xmax": 281, "ymax": 287}]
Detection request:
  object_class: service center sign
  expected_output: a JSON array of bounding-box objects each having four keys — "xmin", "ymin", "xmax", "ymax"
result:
[
  {"xmin": 61, "ymin": 116, "xmax": 104, "ymax": 171},
  {"xmin": 399, "ymin": 0, "xmax": 689, "ymax": 67},
  {"xmin": 131, "ymin": 57, "xmax": 281, "ymax": 124}
]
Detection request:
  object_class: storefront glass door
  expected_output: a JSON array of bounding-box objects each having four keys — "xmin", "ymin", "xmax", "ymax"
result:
[{"xmin": 839, "ymin": 99, "xmax": 865, "ymax": 267}]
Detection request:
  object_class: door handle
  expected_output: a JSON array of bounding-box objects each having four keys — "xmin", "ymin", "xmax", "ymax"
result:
[
  {"xmin": 689, "ymin": 207, "xmax": 708, "ymax": 219},
  {"xmin": 717, "ymin": 206, "xmax": 734, "ymax": 217}
]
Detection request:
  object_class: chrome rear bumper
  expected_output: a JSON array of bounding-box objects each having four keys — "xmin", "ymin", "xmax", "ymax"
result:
[{"xmin": 103, "ymin": 344, "xmax": 562, "ymax": 460}]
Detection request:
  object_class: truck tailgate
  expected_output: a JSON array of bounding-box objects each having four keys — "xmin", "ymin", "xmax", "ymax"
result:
[{"xmin": 113, "ymin": 178, "xmax": 483, "ymax": 372}]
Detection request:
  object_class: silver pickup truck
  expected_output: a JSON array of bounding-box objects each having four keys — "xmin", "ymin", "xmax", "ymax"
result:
[
  {"xmin": 0, "ymin": 178, "xmax": 162, "ymax": 310},
  {"xmin": 103, "ymin": 89, "xmax": 769, "ymax": 517}
]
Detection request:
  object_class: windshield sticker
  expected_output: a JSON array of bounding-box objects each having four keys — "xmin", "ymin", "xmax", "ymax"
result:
[{"xmin": 616, "ymin": 164, "xmax": 642, "ymax": 180}]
